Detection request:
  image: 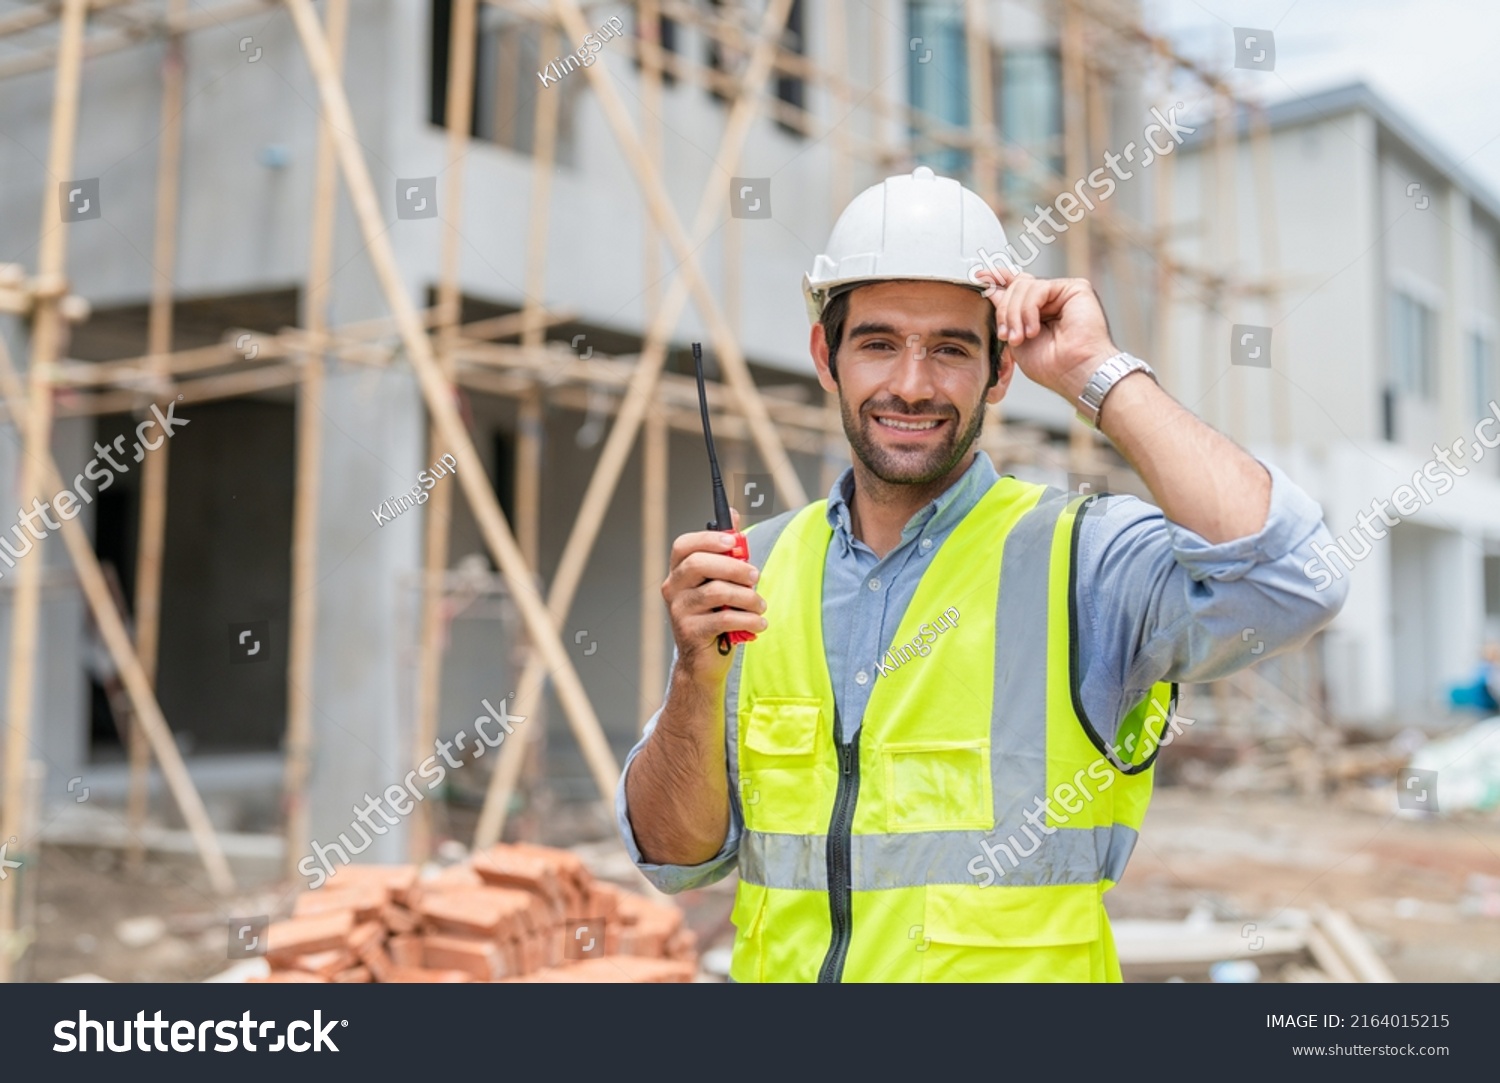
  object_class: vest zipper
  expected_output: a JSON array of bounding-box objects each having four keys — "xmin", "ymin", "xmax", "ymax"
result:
[{"xmin": 817, "ymin": 720, "xmax": 859, "ymax": 983}]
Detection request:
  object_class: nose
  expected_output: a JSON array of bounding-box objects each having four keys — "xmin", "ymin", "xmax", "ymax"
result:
[{"xmin": 887, "ymin": 338, "xmax": 936, "ymax": 404}]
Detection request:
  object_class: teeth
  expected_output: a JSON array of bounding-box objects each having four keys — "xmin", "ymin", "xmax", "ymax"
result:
[{"xmin": 877, "ymin": 417, "xmax": 940, "ymax": 431}]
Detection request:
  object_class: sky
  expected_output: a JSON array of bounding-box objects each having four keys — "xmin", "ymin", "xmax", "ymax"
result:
[{"xmin": 1145, "ymin": 0, "xmax": 1500, "ymax": 196}]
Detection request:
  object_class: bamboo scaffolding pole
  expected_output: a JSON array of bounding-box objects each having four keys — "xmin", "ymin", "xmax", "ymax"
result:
[
  {"xmin": 283, "ymin": 0, "xmax": 622, "ymax": 815},
  {"xmin": 1214, "ymin": 89, "xmax": 1241, "ymax": 441},
  {"xmin": 826, "ymin": 0, "xmax": 852, "ymax": 213},
  {"xmin": 51, "ymin": 308, "xmax": 573, "ymax": 393},
  {"xmin": 550, "ymin": 0, "xmax": 806, "ymax": 509},
  {"xmin": 509, "ymin": 22, "xmax": 563, "ymax": 837},
  {"xmin": 471, "ymin": 0, "xmax": 801, "ymax": 847},
  {"xmin": 126, "ymin": 0, "xmax": 188, "ymax": 869},
  {"xmin": 46, "ymin": 362, "xmax": 303, "ymax": 419},
  {"xmin": 638, "ymin": 0, "xmax": 667, "ymax": 737},
  {"xmin": 1149, "ymin": 49, "xmax": 1177, "ymax": 387},
  {"xmin": 409, "ymin": 0, "xmax": 478, "ymax": 863},
  {"xmin": 963, "ymin": 0, "xmax": 999, "ymax": 209},
  {"xmin": 639, "ymin": 409, "xmax": 667, "ymax": 733},
  {"xmin": 282, "ymin": 0, "xmax": 348, "ymax": 882},
  {"xmin": 0, "ymin": 0, "xmax": 90, "ymax": 982},
  {"xmin": 1060, "ymin": 0, "xmax": 1094, "ymax": 472}
]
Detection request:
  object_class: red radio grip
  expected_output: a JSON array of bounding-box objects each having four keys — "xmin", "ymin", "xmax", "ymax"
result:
[{"xmin": 716, "ymin": 530, "xmax": 757, "ymax": 654}]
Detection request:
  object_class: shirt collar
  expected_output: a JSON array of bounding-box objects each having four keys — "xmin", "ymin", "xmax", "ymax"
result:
[{"xmin": 825, "ymin": 452, "xmax": 999, "ymax": 553}]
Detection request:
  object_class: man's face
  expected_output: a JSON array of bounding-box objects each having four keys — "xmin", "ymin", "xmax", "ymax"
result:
[{"xmin": 812, "ymin": 280, "xmax": 1009, "ymax": 486}]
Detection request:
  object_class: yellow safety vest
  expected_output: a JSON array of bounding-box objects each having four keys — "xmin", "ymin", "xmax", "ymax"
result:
[{"xmin": 725, "ymin": 477, "xmax": 1175, "ymax": 982}]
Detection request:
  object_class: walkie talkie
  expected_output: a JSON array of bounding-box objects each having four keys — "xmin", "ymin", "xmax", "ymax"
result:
[{"xmin": 693, "ymin": 342, "xmax": 755, "ymax": 656}]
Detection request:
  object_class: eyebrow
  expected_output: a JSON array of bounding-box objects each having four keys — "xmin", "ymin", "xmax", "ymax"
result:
[{"xmin": 848, "ymin": 322, "xmax": 984, "ymax": 347}]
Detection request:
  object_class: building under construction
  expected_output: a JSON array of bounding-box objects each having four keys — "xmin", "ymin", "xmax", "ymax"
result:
[{"xmin": 5, "ymin": 0, "xmax": 1473, "ymax": 981}]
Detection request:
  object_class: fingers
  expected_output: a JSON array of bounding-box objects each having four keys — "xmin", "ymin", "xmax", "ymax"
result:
[
  {"xmin": 668, "ymin": 528, "xmax": 743, "ymax": 572},
  {"xmin": 990, "ymin": 275, "xmax": 1076, "ymax": 342},
  {"xmin": 662, "ymin": 528, "xmax": 767, "ymax": 652}
]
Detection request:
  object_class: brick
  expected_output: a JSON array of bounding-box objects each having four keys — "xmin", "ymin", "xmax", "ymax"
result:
[
  {"xmin": 498, "ymin": 937, "xmax": 523, "ymax": 976},
  {"xmin": 282, "ymin": 949, "xmax": 356, "ymax": 978},
  {"xmin": 422, "ymin": 934, "xmax": 509, "ymax": 981},
  {"xmin": 515, "ymin": 957, "xmax": 696, "ymax": 983},
  {"xmin": 388, "ymin": 934, "xmax": 424, "ymax": 968},
  {"xmin": 666, "ymin": 927, "xmax": 699, "ymax": 961},
  {"xmin": 471, "ymin": 844, "xmax": 594, "ymax": 920},
  {"xmin": 418, "ymin": 886, "xmax": 536, "ymax": 939},
  {"xmin": 621, "ymin": 906, "xmax": 682, "ymax": 957},
  {"xmin": 357, "ymin": 938, "xmax": 394, "ymax": 982},
  {"xmin": 382, "ymin": 903, "xmax": 418, "ymax": 934},
  {"xmin": 384, "ymin": 966, "xmax": 475, "ymax": 983},
  {"xmin": 266, "ymin": 911, "xmax": 354, "ymax": 961},
  {"xmin": 293, "ymin": 882, "xmax": 388, "ymax": 922},
  {"xmin": 405, "ymin": 866, "xmax": 483, "ymax": 913},
  {"xmin": 324, "ymin": 864, "xmax": 420, "ymax": 904},
  {"xmin": 348, "ymin": 920, "xmax": 385, "ymax": 954}
]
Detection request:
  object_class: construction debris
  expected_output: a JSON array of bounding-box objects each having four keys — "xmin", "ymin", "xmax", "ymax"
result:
[
  {"xmin": 1114, "ymin": 906, "xmax": 1395, "ymax": 983},
  {"xmin": 250, "ymin": 844, "xmax": 697, "ymax": 984}
]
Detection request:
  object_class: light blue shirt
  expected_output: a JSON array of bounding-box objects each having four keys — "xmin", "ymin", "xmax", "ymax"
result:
[{"xmin": 616, "ymin": 452, "xmax": 1347, "ymax": 893}]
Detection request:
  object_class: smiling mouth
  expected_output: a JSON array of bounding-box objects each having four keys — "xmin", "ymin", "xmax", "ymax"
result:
[{"xmin": 874, "ymin": 416, "xmax": 947, "ymax": 433}]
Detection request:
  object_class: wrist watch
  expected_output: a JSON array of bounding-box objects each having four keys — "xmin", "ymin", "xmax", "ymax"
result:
[{"xmin": 1075, "ymin": 351, "xmax": 1157, "ymax": 429}]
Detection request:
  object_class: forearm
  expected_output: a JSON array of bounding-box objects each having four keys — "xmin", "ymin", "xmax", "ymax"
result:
[
  {"xmin": 623, "ymin": 668, "xmax": 731, "ymax": 866},
  {"xmin": 1095, "ymin": 371, "xmax": 1271, "ymax": 544}
]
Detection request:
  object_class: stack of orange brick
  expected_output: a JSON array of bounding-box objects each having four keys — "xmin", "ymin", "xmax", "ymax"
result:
[{"xmin": 251, "ymin": 844, "xmax": 697, "ymax": 983}]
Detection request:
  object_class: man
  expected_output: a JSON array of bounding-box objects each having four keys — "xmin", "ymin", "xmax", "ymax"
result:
[{"xmin": 617, "ymin": 167, "xmax": 1348, "ymax": 982}]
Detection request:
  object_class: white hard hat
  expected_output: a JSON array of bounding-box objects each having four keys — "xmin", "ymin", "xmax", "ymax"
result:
[{"xmin": 802, "ymin": 165, "xmax": 1009, "ymax": 324}]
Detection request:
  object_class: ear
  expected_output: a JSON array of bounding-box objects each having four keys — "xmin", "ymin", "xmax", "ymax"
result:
[
  {"xmin": 810, "ymin": 323, "xmax": 838, "ymax": 393},
  {"xmin": 986, "ymin": 347, "xmax": 1015, "ymax": 406}
]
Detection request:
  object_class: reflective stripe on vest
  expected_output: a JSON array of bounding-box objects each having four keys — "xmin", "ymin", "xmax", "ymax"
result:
[{"xmin": 726, "ymin": 479, "xmax": 1175, "ymax": 982}]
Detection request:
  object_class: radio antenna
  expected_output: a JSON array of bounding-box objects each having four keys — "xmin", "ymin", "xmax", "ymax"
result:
[{"xmin": 693, "ymin": 342, "xmax": 732, "ymax": 530}]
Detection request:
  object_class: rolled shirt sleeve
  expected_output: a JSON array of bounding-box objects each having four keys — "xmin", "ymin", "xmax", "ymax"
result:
[
  {"xmin": 615, "ymin": 672, "xmax": 743, "ymax": 894},
  {"xmin": 1077, "ymin": 459, "xmax": 1349, "ymax": 739}
]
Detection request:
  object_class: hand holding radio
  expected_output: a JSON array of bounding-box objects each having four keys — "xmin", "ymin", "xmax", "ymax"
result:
[
  {"xmin": 661, "ymin": 507, "xmax": 767, "ymax": 685},
  {"xmin": 657, "ymin": 344, "xmax": 768, "ymax": 685}
]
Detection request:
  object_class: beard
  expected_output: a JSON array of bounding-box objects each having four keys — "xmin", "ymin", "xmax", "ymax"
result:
[{"xmin": 840, "ymin": 392, "xmax": 987, "ymax": 486}]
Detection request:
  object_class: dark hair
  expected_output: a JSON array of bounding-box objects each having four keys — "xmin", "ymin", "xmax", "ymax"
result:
[{"xmin": 820, "ymin": 284, "xmax": 1003, "ymax": 387}]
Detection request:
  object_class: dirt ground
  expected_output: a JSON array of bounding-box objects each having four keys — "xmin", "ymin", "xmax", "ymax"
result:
[
  {"xmin": 1108, "ymin": 788, "xmax": 1500, "ymax": 982},
  {"xmin": 19, "ymin": 786, "xmax": 1500, "ymax": 982}
]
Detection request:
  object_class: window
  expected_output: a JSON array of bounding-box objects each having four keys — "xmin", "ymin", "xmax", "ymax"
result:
[
  {"xmin": 706, "ymin": 0, "xmax": 737, "ymax": 103},
  {"xmin": 907, "ymin": 0, "xmax": 969, "ymax": 176},
  {"xmin": 634, "ymin": 7, "xmax": 680, "ymax": 86},
  {"xmin": 1472, "ymin": 329, "xmax": 1497, "ymax": 420},
  {"xmin": 430, "ymin": 0, "xmax": 580, "ymax": 162},
  {"xmin": 773, "ymin": 0, "xmax": 806, "ymax": 132},
  {"xmin": 1389, "ymin": 288, "xmax": 1437, "ymax": 400},
  {"xmin": 999, "ymin": 47, "xmax": 1062, "ymax": 206}
]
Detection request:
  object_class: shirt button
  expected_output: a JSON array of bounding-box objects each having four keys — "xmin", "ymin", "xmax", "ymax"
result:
[
  {"xmin": 868, "ymin": 577, "xmax": 881, "ymax": 591},
  {"xmin": 855, "ymin": 670, "xmax": 869, "ymax": 686},
  {"xmin": 920, "ymin": 538, "xmax": 933, "ymax": 551}
]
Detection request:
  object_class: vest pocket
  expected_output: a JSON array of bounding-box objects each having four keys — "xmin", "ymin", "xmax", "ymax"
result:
[
  {"xmin": 918, "ymin": 883, "xmax": 1103, "ymax": 982},
  {"xmin": 728, "ymin": 882, "xmax": 768, "ymax": 983},
  {"xmin": 739, "ymin": 698, "xmax": 827, "ymax": 835},
  {"xmin": 880, "ymin": 740, "xmax": 994, "ymax": 832}
]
